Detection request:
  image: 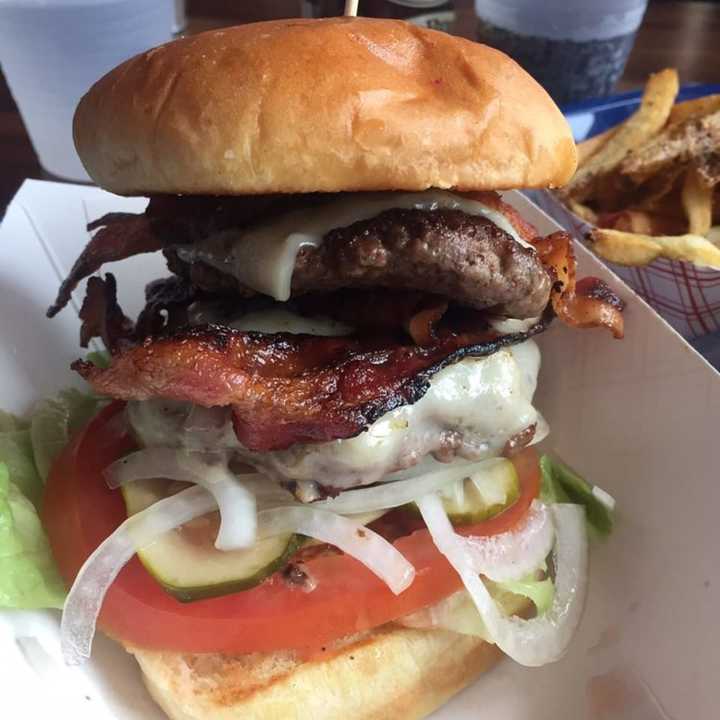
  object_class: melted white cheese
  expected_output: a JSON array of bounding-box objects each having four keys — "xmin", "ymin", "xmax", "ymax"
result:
[
  {"xmin": 489, "ymin": 316, "xmax": 541, "ymax": 335},
  {"xmin": 177, "ymin": 190, "xmax": 531, "ymax": 302},
  {"xmin": 249, "ymin": 338, "xmax": 546, "ymax": 488},
  {"xmin": 228, "ymin": 308, "xmax": 354, "ymax": 336}
]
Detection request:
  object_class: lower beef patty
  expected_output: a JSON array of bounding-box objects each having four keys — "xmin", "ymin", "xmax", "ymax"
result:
[{"xmin": 166, "ymin": 208, "xmax": 552, "ymax": 319}]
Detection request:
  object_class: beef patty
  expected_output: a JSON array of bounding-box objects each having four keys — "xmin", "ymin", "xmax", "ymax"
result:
[{"xmin": 166, "ymin": 208, "xmax": 551, "ymax": 319}]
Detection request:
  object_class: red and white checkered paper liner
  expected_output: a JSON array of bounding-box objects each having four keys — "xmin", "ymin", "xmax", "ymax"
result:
[{"xmin": 528, "ymin": 190, "xmax": 720, "ymax": 340}]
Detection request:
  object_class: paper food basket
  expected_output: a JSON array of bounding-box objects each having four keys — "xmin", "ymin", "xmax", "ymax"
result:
[{"xmin": 528, "ymin": 189, "xmax": 720, "ymax": 340}]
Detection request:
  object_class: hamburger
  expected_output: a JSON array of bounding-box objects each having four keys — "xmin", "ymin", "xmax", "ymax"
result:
[{"xmin": 40, "ymin": 17, "xmax": 624, "ymax": 720}]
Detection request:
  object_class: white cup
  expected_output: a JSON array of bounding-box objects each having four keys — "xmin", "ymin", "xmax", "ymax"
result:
[{"xmin": 0, "ymin": 0, "xmax": 175, "ymax": 182}]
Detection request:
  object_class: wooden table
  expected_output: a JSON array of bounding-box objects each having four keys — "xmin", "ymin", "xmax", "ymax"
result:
[{"xmin": 1, "ymin": 0, "xmax": 718, "ymax": 210}]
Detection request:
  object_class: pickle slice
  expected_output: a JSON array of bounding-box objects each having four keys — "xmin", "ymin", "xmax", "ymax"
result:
[
  {"xmin": 409, "ymin": 458, "xmax": 520, "ymax": 525},
  {"xmin": 122, "ymin": 478, "xmax": 300, "ymax": 602}
]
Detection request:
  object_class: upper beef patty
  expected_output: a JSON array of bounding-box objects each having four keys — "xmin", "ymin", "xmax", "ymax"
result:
[{"xmin": 166, "ymin": 208, "xmax": 552, "ymax": 319}]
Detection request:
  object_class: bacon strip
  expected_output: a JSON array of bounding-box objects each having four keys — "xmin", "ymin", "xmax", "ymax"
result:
[
  {"xmin": 406, "ymin": 299, "xmax": 449, "ymax": 346},
  {"xmin": 135, "ymin": 276, "xmax": 198, "ymax": 339},
  {"xmin": 534, "ymin": 231, "xmax": 625, "ymax": 339},
  {"xmin": 78, "ymin": 274, "xmax": 134, "ymax": 352},
  {"xmin": 47, "ymin": 213, "xmax": 163, "ymax": 318},
  {"xmin": 73, "ymin": 320, "xmax": 549, "ymax": 451}
]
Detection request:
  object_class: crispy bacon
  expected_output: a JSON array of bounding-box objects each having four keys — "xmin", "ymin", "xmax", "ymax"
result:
[
  {"xmin": 135, "ymin": 276, "xmax": 198, "ymax": 339},
  {"xmin": 407, "ymin": 299, "xmax": 449, "ymax": 346},
  {"xmin": 534, "ymin": 231, "xmax": 625, "ymax": 339},
  {"xmin": 73, "ymin": 320, "xmax": 549, "ymax": 451},
  {"xmin": 47, "ymin": 212, "xmax": 163, "ymax": 318},
  {"xmin": 48, "ymin": 195, "xmax": 295, "ymax": 319},
  {"xmin": 78, "ymin": 274, "xmax": 134, "ymax": 352}
]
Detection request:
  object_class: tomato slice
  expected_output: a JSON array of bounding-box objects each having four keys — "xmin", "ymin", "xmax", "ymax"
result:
[{"xmin": 42, "ymin": 402, "xmax": 540, "ymax": 655}]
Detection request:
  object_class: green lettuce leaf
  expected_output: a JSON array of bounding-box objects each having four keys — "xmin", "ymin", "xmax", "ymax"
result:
[
  {"xmin": 85, "ymin": 350, "xmax": 111, "ymax": 369},
  {"xmin": 0, "ymin": 463, "xmax": 65, "ymax": 609},
  {"xmin": 0, "ymin": 389, "xmax": 101, "ymax": 610},
  {"xmin": 401, "ymin": 573, "xmax": 555, "ymax": 641},
  {"xmin": 0, "ymin": 430, "xmax": 42, "ymax": 508},
  {"xmin": 492, "ymin": 575, "xmax": 555, "ymax": 615},
  {"xmin": 30, "ymin": 389, "xmax": 102, "ymax": 482},
  {"xmin": 0, "ymin": 410, "xmax": 29, "ymax": 432},
  {"xmin": 540, "ymin": 455, "xmax": 614, "ymax": 536}
]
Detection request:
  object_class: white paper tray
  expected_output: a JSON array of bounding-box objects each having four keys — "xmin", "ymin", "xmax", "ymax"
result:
[{"xmin": 1, "ymin": 180, "xmax": 718, "ymax": 719}]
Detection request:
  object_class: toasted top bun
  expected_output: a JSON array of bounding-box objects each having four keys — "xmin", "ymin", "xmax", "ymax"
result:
[
  {"xmin": 74, "ymin": 18, "xmax": 576, "ymax": 196},
  {"xmin": 131, "ymin": 624, "xmax": 504, "ymax": 720}
]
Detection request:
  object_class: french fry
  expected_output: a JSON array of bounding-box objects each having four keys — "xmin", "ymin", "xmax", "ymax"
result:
[
  {"xmin": 620, "ymin": 108, "xmax": 720, "ymax": 184},
  {"xmin": 563, "ymin": 69, "xmax": 679, "ymax": 201},
  {"xmin": 668, "ymin": 93, "xmax": 720, "ymax": 125},
  {"xmin": 590, "ymin": 228, "xmax": 720, "ymax": 268},
  {"xmin": 589, "ymin": 228, "xmax": 662, "ymax": 265},
  {"xmin": 577, "ymin": 127, "xmax": 616, "ymax": 166},
  {"xmin": 645, "ymin": 233, "xmax": 720, "ymax": 267},
  {"xmin": 557, "ymin": 70, "xmax": 720, "ymax": 272},
  {"xmin": 682, "ymin": 166, "xmax": 713, "ymax": 236}
]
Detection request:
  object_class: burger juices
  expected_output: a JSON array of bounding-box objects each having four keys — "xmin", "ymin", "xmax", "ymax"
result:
[{"xmin": 41, "ymin": 18, "xmax": 624, "ymax": 720}]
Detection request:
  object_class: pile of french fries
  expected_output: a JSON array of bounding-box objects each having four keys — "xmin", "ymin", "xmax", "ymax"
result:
[{"xmin": 559, "ymin": 69, "xmax": 720, "ymax": 269}]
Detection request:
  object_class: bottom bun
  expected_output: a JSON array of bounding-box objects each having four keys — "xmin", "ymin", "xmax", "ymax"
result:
[{"xmin": 129, "ymin": 623, "xmax": 506, "ymax": 720}]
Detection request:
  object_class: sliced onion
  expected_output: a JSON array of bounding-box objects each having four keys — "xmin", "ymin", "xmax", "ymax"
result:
[
  {"xmin": 534, "ymin": 413, "xmax": 550, "ymax": 446},
  {"xmin": 256, "ymin": 506, "xmax": 415, "ymax": 595},
  {"xmin": 107, "ymin": 447, "xmax": 212, "ymax": 488},
  {"xmin": 459, "ymin": 500, "xmax": 555, "ymax": 582},
  {"xmin": 489, "ymin": 316, "xmax": 540, "ymax": 334},
  {"xmin": 202, "ymin": 466, "xmax": 256, "ymax": 551},
  {"xmin": 312, "ymin": 458, "xmax": 498, "ymax": 515},
  {"xmin": 416, "ymin": 493, "xmax": 587, "ymax": 667},
  {"xmin": 62, "ymin": 488, "xmax": 416, "ymax": 664},
  {"xmin": 105, "ymin": 448, "xmax": 257, "ymax": 550},
  {"xmin": 109, "ymin": 449, "xmax": 416, "ymax": 589},
  {"xmin": 592, "ymin": 485, "xmax": 616, "ymax": 511},
  {"xmin": 61, "ymin": 485, "xmax": 216, "ymax": 665}
]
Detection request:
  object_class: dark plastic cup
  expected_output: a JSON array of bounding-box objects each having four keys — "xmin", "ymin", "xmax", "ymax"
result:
[{"xmin": 474, "ymin": 0, "xmax": 648, "ymax": 106}]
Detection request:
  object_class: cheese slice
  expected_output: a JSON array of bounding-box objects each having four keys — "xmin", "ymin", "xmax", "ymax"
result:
[
  {"xmin": 177, "ymin": 190, "xmax": 532, "ymax": 302},
  {"xmin": 248, "ymin": 338, "xmax": 545, "ymax": 489},
  {"xmin": 229, "ymin": 308, "xmax": 354, "ymax": 336}
]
